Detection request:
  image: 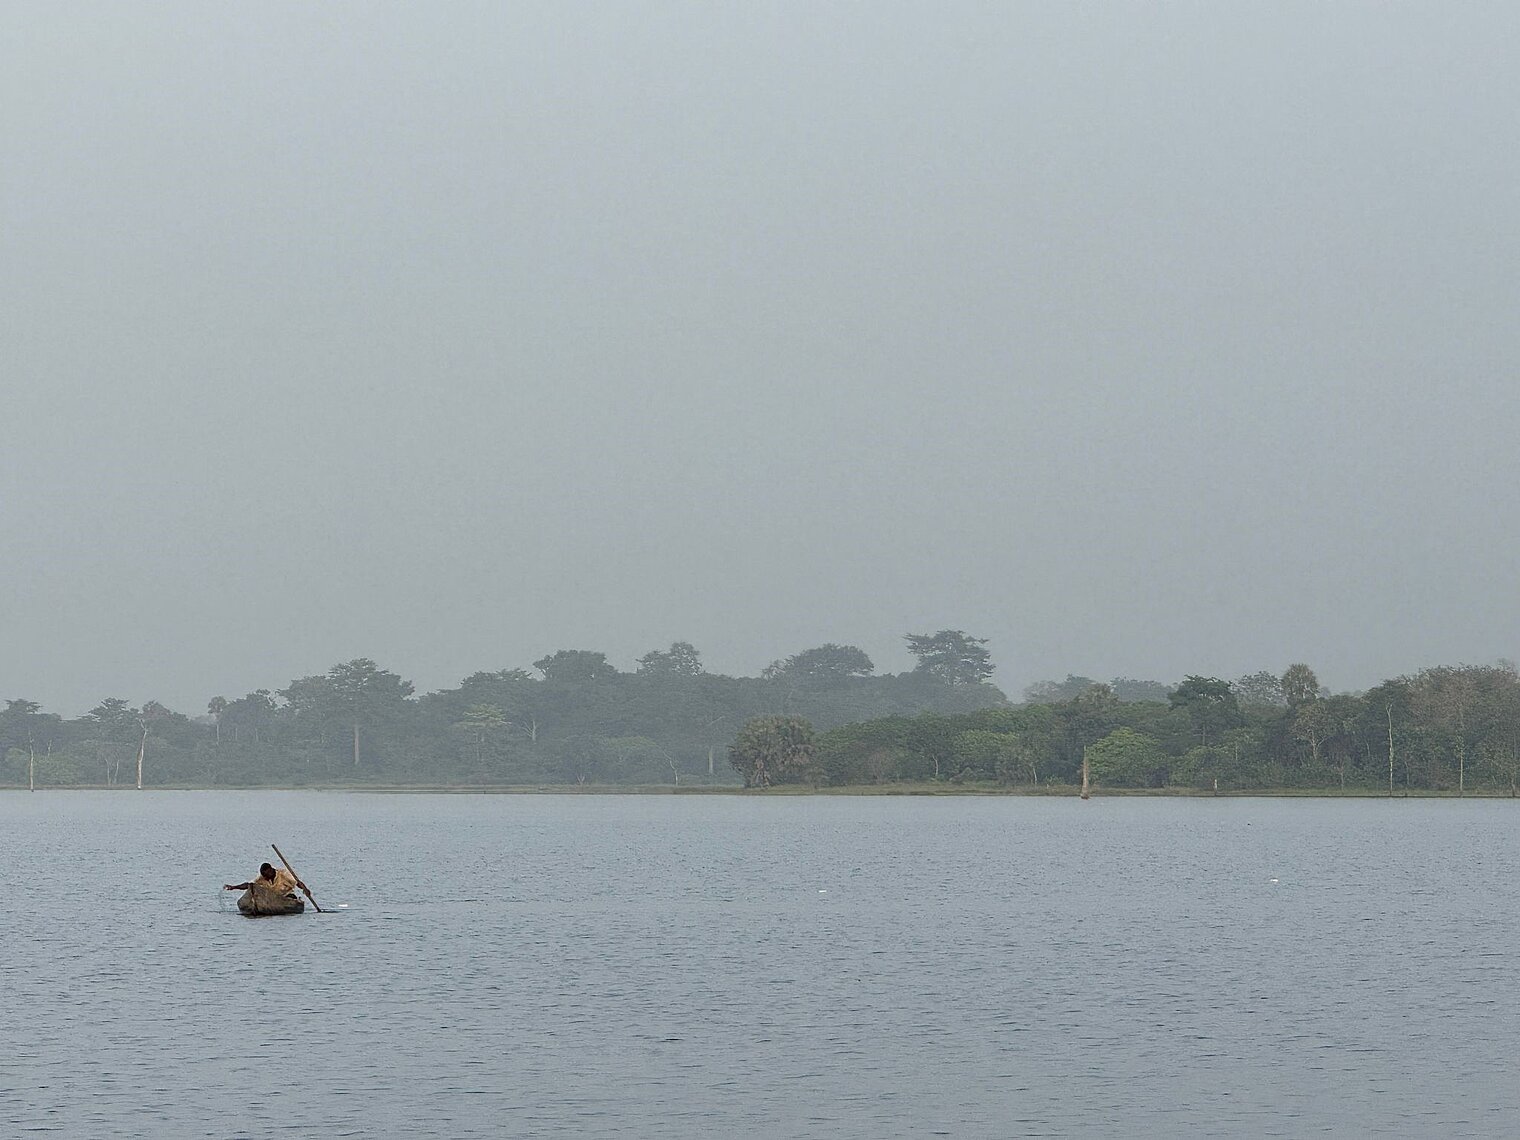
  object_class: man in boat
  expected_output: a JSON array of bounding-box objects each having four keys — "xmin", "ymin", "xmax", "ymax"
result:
[{"xmin": 224, "ymin": 861, "xmax": 306, "ymax": 907}]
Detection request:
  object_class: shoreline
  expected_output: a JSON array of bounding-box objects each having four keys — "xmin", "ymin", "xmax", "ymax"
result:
[{"xmin": 2, "ymin": 782, "xmax": 1515, "ymax": 799}]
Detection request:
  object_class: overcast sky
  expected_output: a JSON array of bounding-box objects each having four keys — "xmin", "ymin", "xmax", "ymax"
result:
[{"xmin": 4, "ymin": 3, "xmax": 1518, "ymax": 714}]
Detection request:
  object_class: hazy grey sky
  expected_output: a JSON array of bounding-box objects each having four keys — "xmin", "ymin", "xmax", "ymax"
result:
[{"xmin": 4, "ymin": 3, "xmax": 1518, "ymax": 714}]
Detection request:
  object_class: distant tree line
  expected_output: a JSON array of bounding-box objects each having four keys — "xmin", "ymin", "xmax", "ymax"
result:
[
  {"xmin": 14, "ymin": 643, "xmax": 1515, "ymax": 794},
  {"xmin": 0, "ymin": 631, "xmax": 1001, "ymax": 788},
  {"xmin": 729, "ymin": 662, "xmax": 1520, "ymax": 794}
]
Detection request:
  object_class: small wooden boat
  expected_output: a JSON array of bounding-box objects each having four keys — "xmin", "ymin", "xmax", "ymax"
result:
[{"xmin": 237, "ymin": 887, "xmax": 306, "ymax": 917}]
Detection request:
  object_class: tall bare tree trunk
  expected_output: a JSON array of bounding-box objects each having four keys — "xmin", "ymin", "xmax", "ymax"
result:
[
  {"xmin": 1457, "ymin": 719, "xmax": 1465, "ymax": 797},
  {"xmin": 353, "ymin": 721, "xmax": 361, "ymax": 767},
  {"xmin": 137, "ymin": 725, "xmax": 147, "ymax": 790},
  {"xmin": 28, "ymin": 743, "xmax": 35, "ymax": 792},
  {"xmin": 1080, "ymin": 745, "xmax": 1090, "ymax": 800},
  {"xmin": 1386, "ymin": 705, "xmax": 1395, "ymax": 797}
]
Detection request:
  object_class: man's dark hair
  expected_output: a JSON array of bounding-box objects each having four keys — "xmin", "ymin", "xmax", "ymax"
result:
[{"xmin": 259, "ymin": 863, "xmax": 275, "ymax": 878}]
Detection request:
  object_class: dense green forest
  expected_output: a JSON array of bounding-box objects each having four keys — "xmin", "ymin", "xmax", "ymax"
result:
[
  {"xmin": 735, "ymin": 663, "xmax": 1520, "ymax": 794},
  {"xmin": 6, "ymin": 635, "xmax": 1517, "ymax": 794},
  {"xmin": 0, "ymin": 632, "xmax": 1003, "ymax": 788}
]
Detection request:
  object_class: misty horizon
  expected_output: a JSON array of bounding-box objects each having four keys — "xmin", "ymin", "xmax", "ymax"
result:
[
  {"xmin": 6, "ymin": 4, "xmax": 1519, "ymax": 716},
  {"xmin": 15, "ymin": 639, "xmax": 1520, "ymax": 721}
]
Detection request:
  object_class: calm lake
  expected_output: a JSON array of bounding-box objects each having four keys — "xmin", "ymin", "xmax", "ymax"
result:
[{"xmin": 4, "ymin": 793, "xmax": 1517, "ymax": 1138}]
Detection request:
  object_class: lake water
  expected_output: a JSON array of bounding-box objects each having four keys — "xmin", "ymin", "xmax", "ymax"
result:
[{"xmin": 3, "ymin": 793, "xmax": 1517, "ymax": 1138}]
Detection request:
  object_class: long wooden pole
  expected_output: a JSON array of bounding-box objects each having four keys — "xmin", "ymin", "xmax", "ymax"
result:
[{"xmin": 271, "ymin": 843, "xmax": 323, "ymax": 913}]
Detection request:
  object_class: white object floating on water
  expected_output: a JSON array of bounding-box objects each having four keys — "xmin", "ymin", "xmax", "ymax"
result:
[
  {"xmin": 819, "ymin": 889, "xmax": 827, "ymax": 894},
  {"xmin": 337, "ymin": 903, "xmax": 350, "ymax": 909},
  {"xmin": 1269, "ymin": 878, "xmax": 1279, "ymax": 884}
]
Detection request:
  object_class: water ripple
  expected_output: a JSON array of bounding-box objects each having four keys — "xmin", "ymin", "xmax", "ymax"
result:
[{"xmin": 3, "ymin": 793, "xmax": 1519, "ymax": 1137}]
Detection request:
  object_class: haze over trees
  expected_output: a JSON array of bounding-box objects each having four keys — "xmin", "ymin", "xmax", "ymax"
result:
[
  {"xmin": 0, "ymin": 634, "xmax": 1004, "ymax": 788},
  {"xmin": 636, "ymin": 642, "xmax": 703, "ymax": 677},
  {"xmin": 283, "ymin": 659, "xmax": 415, "ymax": 769},
  {"xmin": 904, "ymin": 630, "xmax": 994, "ymax": 685},
  {"xmin": 762, "ymin": 644, "xmax": 875, "ymax": 683},
  {"xmin": 6, "ymin": 650, "xmax": 1518, "ymax": 793}
]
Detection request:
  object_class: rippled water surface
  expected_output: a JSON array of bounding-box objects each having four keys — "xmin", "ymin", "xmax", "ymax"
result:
[{"xmin": 4, "ymin": 793, "xmax": 1519, "ymax": 1137}]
